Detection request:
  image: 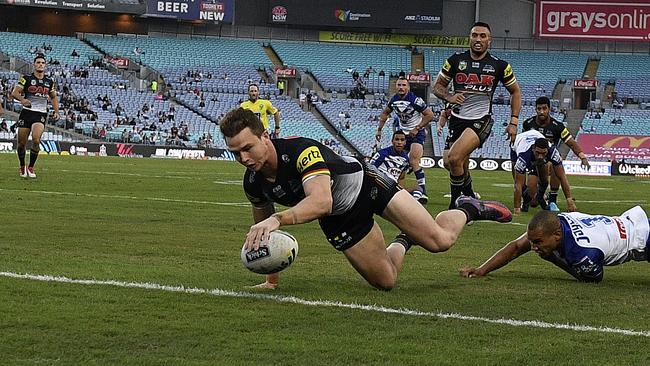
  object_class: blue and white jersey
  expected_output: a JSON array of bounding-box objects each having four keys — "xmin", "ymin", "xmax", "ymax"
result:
[
  {"xmin": 556, "ymin": 206, "xmax": 650, "ymax": 281},
  {"xmin": 512, "ymin": 130, "xmax": 562, "ymax": 174},
  {"xmin": 370, "ymin": 146, "xmax": 410, "ymax": 183},
  {"xmin": 387, "ymin": 92, "xmax": 428, "ymax": 133}
]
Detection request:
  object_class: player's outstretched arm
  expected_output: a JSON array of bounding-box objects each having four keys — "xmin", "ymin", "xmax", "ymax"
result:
[
  {"xmin": 565, "ymin": 138, "xmax": 590, "ymax": 170},
  {"xmin": 460, "ymin": 232, "xmax": 530, "ymax": 278}
]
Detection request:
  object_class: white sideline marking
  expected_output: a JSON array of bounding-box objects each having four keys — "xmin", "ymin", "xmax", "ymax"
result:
[
  {"xmin": 491, "ymin": 183, "xmax": 612, "ymax": 191},
  {"xmin": 0, "ymin": 188, "xmax": 250, "ymax": 207},
  {"xmin": 2, "ymin": 271, "xmax": 649, "ymax": 338}
]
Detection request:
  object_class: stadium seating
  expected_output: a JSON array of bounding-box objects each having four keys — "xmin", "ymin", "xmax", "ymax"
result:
[
  {"xmin": 270, "ymin": 41, "xmax": 410, "ymax": 94},
  {"xmin": 0, "ymin": 32, "xmax": 101, "ymax": 67}
]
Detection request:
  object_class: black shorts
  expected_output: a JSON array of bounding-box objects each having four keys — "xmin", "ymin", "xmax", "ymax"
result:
[
  {"xmin": 319, "ymin": 161, "xmax": 401, "ymax": 251},
  {"xmin": 444, "ymin": 114, "xmax": 494, "ymax": 150},
  {"xmin": 17, "ymin": 109, "xmax": 47, "ymax": 129}
]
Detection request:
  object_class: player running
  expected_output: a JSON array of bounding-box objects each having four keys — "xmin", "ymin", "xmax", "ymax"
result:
[
  {"xmin": 433, "ymin": 22, "xmax": 521, "ymax": 209},
  {"xmin": 375, "ymin": 77, "xmax": 434, "ymax": 202}
]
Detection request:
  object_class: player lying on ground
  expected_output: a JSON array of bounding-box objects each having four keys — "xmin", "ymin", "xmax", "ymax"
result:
[{"xmin": 460, "ymin": 207, "xmax": 650, "ymax": 283}]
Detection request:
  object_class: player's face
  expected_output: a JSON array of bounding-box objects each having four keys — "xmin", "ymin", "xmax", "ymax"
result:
[
  {"xmin": 536, "ymin": 104, "xmax": 550, "ymax": 123},
  {"xmin": 528, "ymin": 227, "xmax": 561, "ymax": 257},
  {"xmin": 470, "ymin": 26, "xmax": 491, "ymax": 55},
  {"xmin": 392, "ymin": 134, "xmax": 406, "ymax": 152},
  {"xmin": 248, "ymin": 86, "xmax": 259, "ymax": 101},
  {"xmin": 533, "ymin": 147, "xmax": 548, "ymax": 164},
  {"xmin": 396, "ymin": 80, "xmax": 409, "ymax": 96},
  {"xmin": 225, "ymin": 127, "xmax": 269, "ymax": 172},
  {"xmin": 33, "ymin": 59, "xmax": 46, "ymax": 73}
]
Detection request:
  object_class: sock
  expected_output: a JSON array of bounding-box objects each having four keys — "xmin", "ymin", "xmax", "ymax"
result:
[
  {"xmin": 461, "ymin": 170, "xmax": 475, "ymax": 198},
  {"xmin": 414, "ymin": 168, "xmax": 426, "ymax": 194},
  {"xmin": 18, "ymin": 146, "xmax": 26, "ymax": 167},
  {"xmin": 411, "ymin": 190, "xmax": 423, "ymax": 201},
  {"xmin": 29, "ymin": 149, "xmax": 39, "ymax": 168},
  {"xmin": 457, "ymin": 202, "xmax": 480, "ymax": 222},
  {"xmin": 393, "ymin": 233, "xmax": 415, "ymax": 252},
  {"xmin": 449, "ymin": 173, "xmax": 464, "ymax": 209},
  {"xmin": 536, "ymin": 182, "xmax": 549, "ymax": 209},
  {"xmin": 548, "ymin": 190, "xmax": 559, "ymax": 204}
]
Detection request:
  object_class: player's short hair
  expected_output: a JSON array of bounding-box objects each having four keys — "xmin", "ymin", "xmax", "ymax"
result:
[
  {"xmin": 220, "ymin": 108, "xmax": 265, "ymax": 138},
  {"xmin": 392, "ymin": 130, "xmax": 406, "ymax": 138},
  {"xmin": 534, "ymin": 138, "xmax": 550, "ymax": 149},
  {"xmin": 528, "ymin": 210, "xmax": 560, "ymax": 234},
  {"xmin": 536, "ymin": 96, "xmax": 551, "ymax": 107},
  {"xmin": 34, "ymin": 54, "xmax": 46, "ymax": 63},
  {"xmin": 472, "ymin": 22, "xmax": 491, "ymax": 32},
  {"xmin": 248, "ymin": 83, "xmax": 259, "ymax": 92}
]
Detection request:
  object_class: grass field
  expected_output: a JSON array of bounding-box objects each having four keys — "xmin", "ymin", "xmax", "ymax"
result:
[{"xmin": 1, "ymin": 153, "xmax": 649, "ymax": 365}]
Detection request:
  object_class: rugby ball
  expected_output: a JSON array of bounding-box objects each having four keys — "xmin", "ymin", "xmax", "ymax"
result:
[{"xmin": 241, "ymin": 230, "xmax": 299, "ymax": 274}]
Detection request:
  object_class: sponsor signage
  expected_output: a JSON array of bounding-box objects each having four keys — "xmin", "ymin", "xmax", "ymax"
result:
[
  {"xmin": 145, "ymin": 0, "xmax": 233, "ymax": 22},
  {"xmin": 406, "ymin": 73, "xmax": 431, "ymax": 84},
  {"xmin": 319, "ymin": 31, "xmax": 469, "ymax": 47},
  {"xmin": 536, "ymin": 0, "xmax": 650, "ymax": 41},
  {"xmin": 613, "ymin": 162, "xmax": 650, "ymax": 177},
  {"xmin": 275, "ymin": 67, "xmax": 297, "ymax": 78},
  {"xmin": 577, "ymin": 134, "xmax": 650, "ymax": 161},
  {"xmin": 562, "ymin": 160, "xmax": 612, "ymax": 176},
  {"xmin": 573, "ymin": 79, "xmax": 599, "ymax": 89},
  {"xmin": 420, "ymin": 157, "xmax": 436, "ymax": 168},
  {"xmin": 111, "ymin": 58, "xmax": 130, "ymax": 69},
  {"xmin": 0, "ymin": 139, "xmax": 233, "ymax": 160},
  {"xmin": 0, "ymin": 0, "xmax": 145, "ymax": 14},
  {"xmin": 269, "ymin": 0, "xmax": 443, "ymax": 30}
]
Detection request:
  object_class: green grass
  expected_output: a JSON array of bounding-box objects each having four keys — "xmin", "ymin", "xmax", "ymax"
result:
[{"xmin": 1, "ymin": 154, "xmax": 649, "ymax": 365}]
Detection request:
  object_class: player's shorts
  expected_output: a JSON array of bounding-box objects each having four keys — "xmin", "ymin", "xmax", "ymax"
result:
[
  {"xmin": 319, "ymin": 160, "xmax": 401, "ymax": 251},
  {"xmin": 405, "ymin": 129, "xmax": 426, "ymax": 150},
  {"xmin": 444, "ymin": 114, "xmax": 494, "ymax": 150},
  {"xmin": 16, "ymin": 109, "xmax": 47, "ymax": 129}
]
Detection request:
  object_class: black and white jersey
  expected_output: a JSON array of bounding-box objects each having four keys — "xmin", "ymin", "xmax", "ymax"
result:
[
  {"xmin": 16, "ymin": 73, "xmax": 56, "ymax": 113},
  {"xmin": 244, "ymin": 137, "xmax": 363, "ymax": 215},
  {"xmin": 438, "ymin": 50, "xmax": 516, "ymax": 120},
  {"xmin": 522, "ymin": 116, "xmax": 572, "ymax": 146}
]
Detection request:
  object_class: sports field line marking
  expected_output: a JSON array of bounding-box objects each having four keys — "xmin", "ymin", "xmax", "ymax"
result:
[
  {"xmin": 54, "ymin": 169, "xmax": 206, "ymax": 180},
  {"xmin": 491, "ymin": 183, "xmax": 612, "ymax": 191},
  {"xmin": 0, "ymin": 188, "xmax": 250, "ymax": 207},
  {"xmin": 2, "ymin": 271, "xmax": 649, "ymax": 338}
]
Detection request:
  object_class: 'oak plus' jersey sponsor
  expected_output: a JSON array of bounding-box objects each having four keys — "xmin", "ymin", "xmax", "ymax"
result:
[
  {"xmin": 16, "ymin": 73, "xmax": 56, "ymax": 113},
  {"xmin": 522, "ymin": 116, "xmax": 572, "ymax": 145},
  {"xmin": 244, "ymin": 137, "xmax": 363, "ymax": 215},
  {"xmin": 439, "ymin": 51, "xmax": 516, "ymax": 120}
]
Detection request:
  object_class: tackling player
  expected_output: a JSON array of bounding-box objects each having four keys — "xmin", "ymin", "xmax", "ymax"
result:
[
  {"xmin": 221, "ymin": 108, "xmax": 512, "ymax": 291},
  {"xmin": 460, "ymin": 207, "xmax": 650, "ymax": 283},
  {"xmin": 11, "ymin": 54, "xmax": 59, "ymax": 178},
  {"xmin": 376, "ymin": 77, "xmax": 434, "ymax": 202},
  {"xmin": 433, "ymin": 22, "xmax": 521, "ymax": 209}
]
